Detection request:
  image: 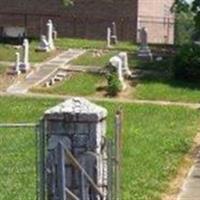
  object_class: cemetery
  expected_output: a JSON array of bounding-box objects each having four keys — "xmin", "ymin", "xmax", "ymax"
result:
[{"xmin": 0, "ymin": 0, "xmax": 200, "ymax": 200}]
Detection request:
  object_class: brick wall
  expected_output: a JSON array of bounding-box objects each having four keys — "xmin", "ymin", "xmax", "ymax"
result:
[
  {"xmin": 0, "ymin": 0, "xmax": 138, "ymax": 41},
  {"xmin": 0, "ymin": 0, "xmax": 175, "ymax": 44},
  {"xmin": 137, "ymin": 0, "xmax": 175, "ymax": 44}
]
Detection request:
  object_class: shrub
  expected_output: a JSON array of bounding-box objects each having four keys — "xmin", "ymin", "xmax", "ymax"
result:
[
  {"xmin": 106, "ymin": 71, "xmax": 122, "ymax": 96},
  {"xmin": 173, "ymin": 44, "xmax": 200, "ymax": 81}
]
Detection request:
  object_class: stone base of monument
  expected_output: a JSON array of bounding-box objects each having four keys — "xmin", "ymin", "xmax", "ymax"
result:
[
  {"xmin": 138, "ymin": 46, "xmax": 153, "ymax": 61},
  {"xmin": 111, "ymin": 35, "xmax": 118, "ymax": 45},
  {"xmin": 35, "ymin": 47, "xmax": 50, "ymax": 52},
  {"xmin": 19, "ymin": 63, "xmax": 30, "ymax": 73},
  {"xmin": 11, "ymin": 69, "xmax": 21, "ymax": 76}
]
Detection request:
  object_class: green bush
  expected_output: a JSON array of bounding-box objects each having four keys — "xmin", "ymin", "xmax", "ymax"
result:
[
  {"xmin": 106, "ymin": 71, "xmax": 122, "ymax": 96},
  {"xmin": 173, "ymin": 44, "xmax": 200, "ymax": 81}
]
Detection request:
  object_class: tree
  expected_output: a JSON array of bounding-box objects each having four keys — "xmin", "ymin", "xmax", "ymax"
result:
[{"xmin": 173, "ymin": 0, "xmax": 200, "ymax": 34}]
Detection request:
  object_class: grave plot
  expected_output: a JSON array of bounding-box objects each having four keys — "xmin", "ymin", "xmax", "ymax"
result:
[
  {"xmin": 0, "ymin": 42, "xmax": 56, "ymax": 63},
  {"xmin": 32, "ymin": 72, "xmax": 106, "ymax": 97},
  {"xmin": 70, "ymin": 50, "xmax": 118, "ymax": 67},
  {"xmin": 0, "ymin": 96, "xmax": 200, "ymax": 200},
  {"xmin": 55, "ymin": 38, "xmax": 138, "ymax": 52}
]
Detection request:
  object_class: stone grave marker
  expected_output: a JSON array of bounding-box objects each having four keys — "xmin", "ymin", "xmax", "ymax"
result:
[
  {"xmin": 107, "ymin": 27, "xmax": 112, "ymax": 48},
  {"xmin": 47, "ymin": 19, "xmax": 55, "ymax": 50},
  {"xmin": 37, "ymin": 35, "xmax": 50, "ymax": 52},
  {"xmin": 118, "ymin": 52, "xmax": 132, "ymax": 77},
  {"xmin": 138, "ymin": 27, "xmax": 153, "ymax": 61},
  {"xmin": 111, "ymin": 22, "xmax": 118, "ymax": 45},
  {"xmin": 14, "ymin": 52, "xmax": 21, "ymax": 75},
  {"xmin": 20, "ymin": 38, "xmax": 30, "ymax": 72},
  {"xmin": 109, "ymin": 56, "xmax": 126, "ymax": 90}
]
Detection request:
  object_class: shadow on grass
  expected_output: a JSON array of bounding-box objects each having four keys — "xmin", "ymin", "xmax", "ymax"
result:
[{"xmin": 128, "ymin": 52, "xmax": 200, "ymax": 92}]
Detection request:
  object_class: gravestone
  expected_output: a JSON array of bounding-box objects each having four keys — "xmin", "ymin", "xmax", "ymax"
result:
[
  {"xmin": 53, "ymin": 30, "xmax": 58, "ymax": 40},
  {"xmin": 109, "ymin": 56, "xmax": 126, "ymax": 90},
  {"xmin": 138, "ymin": 27, "xmax": 153, "ymax": 61},
  {"xmin": 118, "ymin": 52, "xmax": 132, "ymax": 77},
  {"xmin": 43, "ymin": 98, "xmax": 108, "ymax": 200},
  {"xmin": 37, "ymin": 35, "xmax": 50, "ymax": 52},
  {"xmin": 14, "ymin": 52, "xmax": 21, "ymax": 75},
  {"xmin": 20, "ymin": 38, "xmax": 30, "ymax": 72},
  {"xmin": 111, "ymin": 22, "xmax": 118, "ymax": 45},
  {"xmin": 107, "ymin": 27, "xmax": 112, "ymax": 48},
  {"xmin": 47, "ymin": 19, "xmax": 55, "ymax": 50}
]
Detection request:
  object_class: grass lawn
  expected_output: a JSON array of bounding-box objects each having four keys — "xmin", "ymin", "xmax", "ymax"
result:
[
  {"xmin": 55, "ymin": 38, "xmax": 138, "ymax": 52},
  {"xmin": 0, "ymin": 64, "xmax": 8, "ymax": 74},
  {"xmin": 32, "ymin": 73, "xmax": 105, "ymax": 96},
  {"xmin": 135, "ymin": 79, "xmax": 200, "ymax": 103},
  {"xmin": 71, "ymin": 50, "xmax": 118, "ymax": 67},
  {"xmin": 0, "ymin": 96, "xmax": 200, "ymax": 199},
  {"xmin": 0, "ymin": 41, "xmax": 53, "ymax": 63}
]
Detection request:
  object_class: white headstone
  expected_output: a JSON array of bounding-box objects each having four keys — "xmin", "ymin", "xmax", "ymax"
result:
[
  {"xmin": 38, "ymin": 35, "xmax": 50, "ymax": 52},
  {"xmin": 20, "ymin": 38, "xmax": 30, "ymax": 72},
  {"xmin": 22, "ymin": 39, "xmax": 30, "ymax": 69},
  {"xmin": 14, "ymin": 52, "xmax": 21, "ymax": 75},
  {"xmin": 107, "ymin": 27, "xmax": 111, "ymax": 48},
  {"xmin": 47, "ymin": 19, "xmax": 55, "ymax": 50},
  {"xmin": 109, "ymin": 56, "xmax": 126, "ymax": 90},
  {"xmin": 118, "ymin": 52, "xmax": 132, "ymax": 77}
]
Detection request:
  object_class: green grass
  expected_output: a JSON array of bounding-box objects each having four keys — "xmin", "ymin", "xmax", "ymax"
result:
[
  {"xmin": 135, "ymin": 77, "xmax": 200, "ymax": 103},
  {"xmin": 0, "ymin": 96, "xmax": 200, "ymax": 199},
  {"xmin": 128, "ymin": 53, "xmax": 173, "ymax": 71},
  {"xmin": 0, "ymin": 41, "xmax": 53, "ymax": 62},
  {"xmin": 55, "ymin": 38, "xmax": 138, "ymax": 52},
  {"xmin": 32, "ymin": 73, "xmax": 105, "ymax": 96},
  {"xmin": 71, "ymin": 50, "xmax": 118, "ymax": 67},
  {"xmin": 0, "ymin": 64, "xmax": 8, "ymax": 74}
]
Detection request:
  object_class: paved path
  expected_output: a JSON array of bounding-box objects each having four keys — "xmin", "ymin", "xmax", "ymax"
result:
[
  {"xmin": 178, "ymin": 151, "xmax": 200, "ymax": 200},
  {"xmin": 6, "ymin": 49, "xmax": 85, "ymax": 94}
]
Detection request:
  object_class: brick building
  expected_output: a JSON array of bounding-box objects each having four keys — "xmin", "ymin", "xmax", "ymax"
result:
[{"xmin": 0, "ymin": 0, "xmax": 175, "ymax": 44}]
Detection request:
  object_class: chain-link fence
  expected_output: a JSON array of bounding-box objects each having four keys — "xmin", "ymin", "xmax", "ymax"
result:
[{"xmin": 0, "ymin": 109, "xmax": 122, "ymax": 200}]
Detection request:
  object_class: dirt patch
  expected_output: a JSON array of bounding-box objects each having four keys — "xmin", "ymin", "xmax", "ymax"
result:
[{"xmin": 162, "ymin": 131, "xmax": 200, "ymax": 200}]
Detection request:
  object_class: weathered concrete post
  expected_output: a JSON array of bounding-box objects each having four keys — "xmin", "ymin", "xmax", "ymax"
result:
[
  {"xmin": 43, "ymin": 98, "xmax": 108, "ymax": 200},
  {"xmin": 47, "ymin": 19, "xmax": 55, "ymax": 50}
]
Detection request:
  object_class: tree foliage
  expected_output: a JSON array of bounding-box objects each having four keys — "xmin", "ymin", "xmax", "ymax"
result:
[{"xmin": 174, "ymin": 0, "xmax": 200, "ymax": 33}]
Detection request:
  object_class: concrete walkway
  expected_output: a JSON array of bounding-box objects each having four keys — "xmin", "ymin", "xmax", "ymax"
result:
[
  {"xmin": 177, "ymin": 151, "xmax": 200, "ymax": 200},
  {"xmin": 6, "ymin": 49, "xmax": 85, "ymax": 94}
]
